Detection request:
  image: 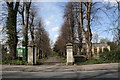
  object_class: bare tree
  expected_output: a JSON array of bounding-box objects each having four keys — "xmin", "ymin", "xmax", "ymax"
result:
[
  {"xmin": 100, "ymin": 38, "xmax": 109, "ymax": 44},
  {"xmin": 64, "ymin": 3, "xmax": 83, "ymax": 54},
  {"xmin": 92, "ymin": 32, "xmax": 99, "ymax": 43},
  {"xmin": 54, "ymin": 2, "xmax": 84, "ymax": 56},
  {"xmin": 104, "ymin": 1, "xmax": 120, "ymax": 45},
  {"xmin": 79, "ymin": 2, "xmax": 93, "ymax": 59},
  {"xmin": 29, "ymin": 6, "xmax": 37, "ymax": 45},
  {"xmin": 117, "ymin": 1, "xmax": 120, "ymax": 45},
  {"xmin": 53, "ymin": 20, "xmax": 71, "ymax": 57},
  {"xmin": 35, "ymin": 19, "xmax": 51, "ymax": 59},
  {"xmin": 19, "ymin": 1, "xmax": 31, "ymax": 61},
  {"xmin": 6, "ymin": 1, "xmax": 19, "ymax": 59}
]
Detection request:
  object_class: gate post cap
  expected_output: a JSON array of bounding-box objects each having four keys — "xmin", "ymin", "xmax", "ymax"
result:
[{"xmin": 66, "ymin": 43, "xmax": 72, "ymax": 46}]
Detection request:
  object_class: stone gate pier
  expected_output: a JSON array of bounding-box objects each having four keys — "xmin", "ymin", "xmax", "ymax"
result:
[
  {"xmin": 28, "ymin": 45, "xmax": 36, "ymax": 65},
  {"xmin": 66, "ymin": 43, "xmax": 74, "ymax": 65}
]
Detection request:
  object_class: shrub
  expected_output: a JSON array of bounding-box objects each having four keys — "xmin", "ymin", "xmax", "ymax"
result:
[
  {"xmin": 116, "ymin": 46, "xmax": 120, "ymax": 51},
  {"xmin": 36, "ymin": 57, "xmax": 49, "ymax": 65},
  {"xmin": 92, "ymin": 55, "xmax": 100, "ymax": 60},
  {"xmin": 74, "ymin": 55, "xmax": 87, "ymax": 62},
  {"xmin": 56, "ymin": 56, "xmax": 66, "ymax": 63},
  {"xmin": 100, "ymin": 50, "xmax": 120, "ymax": 62},
  {"xmin": 2, "ymin": 53, "xmax": 12, "ymax": 61},
  {"xmin": 2, "ymin": 60, "xmax": 27, "ymax": 65},
  {"xmin": 79, "ymin": 52, "xmax": 86, "ymax": 55},
  {"xmin": 103, "ymin": 48, "xmax": 109, "ymax": 52}
]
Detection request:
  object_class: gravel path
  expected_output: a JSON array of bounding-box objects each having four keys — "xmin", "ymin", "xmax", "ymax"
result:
[{"xmin": 43, "ymin": 56, "xmax": 63, "ymax": 65}]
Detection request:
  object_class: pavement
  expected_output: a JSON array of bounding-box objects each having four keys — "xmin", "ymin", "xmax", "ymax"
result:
[{"xmin": 1, "ymin": 63, "xmax": 119, "ymax": 72}]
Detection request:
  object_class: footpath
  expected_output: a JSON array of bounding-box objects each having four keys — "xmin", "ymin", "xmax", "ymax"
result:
[{"xmin": 1, "ymin": 63, "xmax": 119, "ymax": 72}]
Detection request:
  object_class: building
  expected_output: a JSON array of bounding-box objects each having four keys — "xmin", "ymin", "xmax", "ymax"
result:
[{"xmin": 81, "ymin": 43, "xmax": 110, "ymax": 55}]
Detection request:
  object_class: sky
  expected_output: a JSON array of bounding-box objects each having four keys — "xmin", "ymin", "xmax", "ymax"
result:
[
  {"xmin": 34, "ymin": 2, "xmax": 67, "ymax": 43},
  {"xmin": 34, "ymin": 2, "xmax": 117, "ymax": 43},
  {"xmin": 0, "ymin": 1, "xmax": 118, "ymax": 44}
]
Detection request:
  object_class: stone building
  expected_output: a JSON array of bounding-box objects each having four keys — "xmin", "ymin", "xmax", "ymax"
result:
[{"xmin": 81, "ymin": 43, "xmax": 110, "ymax": 55}]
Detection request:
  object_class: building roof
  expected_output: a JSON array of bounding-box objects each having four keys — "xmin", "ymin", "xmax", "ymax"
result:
[
  {"xmin": 82, "ymin": 43, "xmax": 109, "ymax": 48},
  {"xmin": 73, "ymin": 42, "xmax": 109, "ymax": 48}
]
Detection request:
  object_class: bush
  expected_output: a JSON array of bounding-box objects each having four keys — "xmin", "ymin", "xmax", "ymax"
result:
[
  {"xmin": 75, "ymin": 49, "xmax": 120, "ymax": 65},
  {"xmin": 79, "ymin": 52, "xmax": 86, "ymax": 55},
  {"xmin": 56, "ymin": 56, "xmax": 66, "ymax": 63},
  {"xmin": 100, "ymin": 50, "xmax": 120, "ymax": 62},
  {"xmin": 74, "ymin": 55, "xmax": 87, "ymax": 62},
  {"xmin": 92, "ymin": 55, "xmax": 99, "ymax": 60},
  {"xmin": 116, "ymin": 46, "xmax": 120, "ymax": 51},
  {"xmin": 103, "ymin": 48, "xmax": 109, "ymax": 52},
  {"xmin": 2, "ymin": 60, "xmax": 27, "ymax": 65},
  {"xmin": 2, "ymin": 53, "xmax": 12, "ymax": 61},
  {"xmin": 36, "ymin": 57, "xmax": 49, "ymax": 64}
]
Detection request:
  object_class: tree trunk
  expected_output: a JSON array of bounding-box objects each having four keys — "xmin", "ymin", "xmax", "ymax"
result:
[
  {"xmin": 6, "ymin": 2, "xmax": 19, "ymax": 60},
  {"xmin": 78, "ymin": 26, "xmax": 82, "ymax": 54},
  {"xmin": 79, "ymin": 2, "xmax": 92, "ymax": 59},
  {"xmin": 86, "ymin": 42, "xmax": 92, "ymax": 59},
  {"xmin": 25, "ymin": 2, "xmax": 31, "ymax": 61},
  {"xmin": 86, "ymin": 2, "xmax": 92, "ymax": 59},
  {"xmin": 118, "ymin": 2, "xmax": 120, "ymax": 45}
]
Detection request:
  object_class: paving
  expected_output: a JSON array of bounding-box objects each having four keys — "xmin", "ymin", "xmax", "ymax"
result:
[{"xmin": 1, "ymin": 63, "xmax": 119, "ymax": 72}]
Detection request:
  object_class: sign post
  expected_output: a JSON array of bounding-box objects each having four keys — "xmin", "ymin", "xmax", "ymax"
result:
[{"xmin": 17, "ymin": 47, "xmax": 26, "ymax": 58}]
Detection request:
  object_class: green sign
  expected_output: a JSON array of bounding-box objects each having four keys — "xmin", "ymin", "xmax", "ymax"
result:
[{"xmin": 16, "ymin": 48, "xmax": 26, "ymax": 57}]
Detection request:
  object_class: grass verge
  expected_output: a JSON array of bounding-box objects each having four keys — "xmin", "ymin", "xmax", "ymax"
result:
[
  {"xmin": 1, "ymin": 60, "xmax": 27, "ymax": 65},
  {"xmin": 75, "ymin": 59, "xmax": 120, "ymax": 65}
]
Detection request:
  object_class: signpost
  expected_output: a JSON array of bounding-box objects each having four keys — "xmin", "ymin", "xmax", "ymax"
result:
[{"xmin": 16, "ymin": 47, "xmax": 26, "ymax": 58}]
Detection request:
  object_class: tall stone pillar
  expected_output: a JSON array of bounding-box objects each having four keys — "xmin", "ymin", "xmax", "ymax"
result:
[
  {"xmin": 66, "ymin": 43, "xmax": 74, "ymax": 65},
  {"xmin": 92, "ymin": 47, "xmax": 94, "ymax": 55},
  {"xmin": 102, "ymin": 47, "xmax": 105, "ymax": 52},
  {"xmin": 97, "ymin": 47, "xmax": 100, "ymax": 55},
  {"xmin": 28, "ymin": 47, "xmax": 33, "ymax": 64},
  {"xmin": 28, "ymin": 46, "xmax": 36, "ymax": 65},
  {"xmin": 107, "ymin": 46, "xmax": 110, "ymax": 51},
  {"xmin": 33, "ymin": 47, "xmax": 37, "ymax": 65}
]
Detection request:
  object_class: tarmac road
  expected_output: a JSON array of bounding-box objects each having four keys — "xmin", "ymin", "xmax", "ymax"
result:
[
  {"xmin": 2, "ymin": 70, "xmax": 119, "ymax": 78},
  {"xmin": 1, "ymin": 63, "xmax": 119, "ymax": 80}
]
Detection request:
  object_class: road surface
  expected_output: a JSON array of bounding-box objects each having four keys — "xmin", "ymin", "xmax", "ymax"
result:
[{"xmin": 2, "ymin": 70, "xmax": 119, "ymax": 79}]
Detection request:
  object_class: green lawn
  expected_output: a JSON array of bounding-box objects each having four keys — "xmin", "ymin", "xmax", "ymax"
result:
[
  {"xmin": 75, "ymin": 59, "xmax": 119, "ymax": 65},
  {"xmin": 1, "ymin": 60, "xmax": 27, "ymax": 65}
]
